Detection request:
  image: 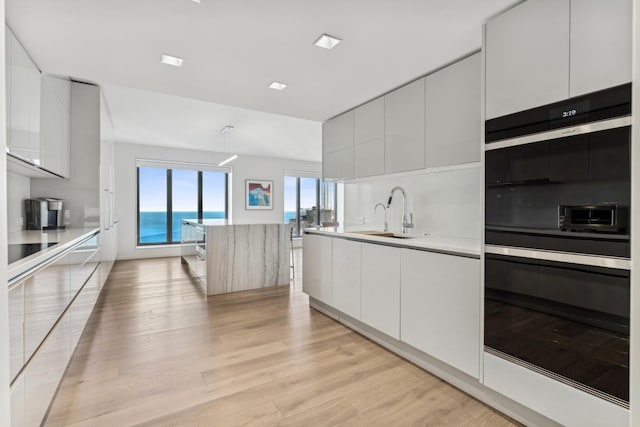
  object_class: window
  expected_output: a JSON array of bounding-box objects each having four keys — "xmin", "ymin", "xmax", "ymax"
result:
[
  {"xmin": 137, "ymin": 162, "xmax": 228, "ymax": 245},
  {"xmin": 284, "ymin": 175, "xmax": 338, "ymax": 237}
]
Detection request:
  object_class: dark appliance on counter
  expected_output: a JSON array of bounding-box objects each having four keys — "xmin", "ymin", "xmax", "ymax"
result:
[
  {"xmin": 484, "ymin": 83, "xmax": 631, "ymax": 407},
  {"xmin": 25, "ymin": 197, "xmax": 65, "ymax": 230}
]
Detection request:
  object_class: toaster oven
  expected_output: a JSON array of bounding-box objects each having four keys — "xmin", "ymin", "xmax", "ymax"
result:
[{"xmin": 558, "ymin": 204, "xmax": 628, "ymax": 233}]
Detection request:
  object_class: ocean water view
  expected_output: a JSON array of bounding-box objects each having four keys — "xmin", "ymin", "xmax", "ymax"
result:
[
  {"xmin": 284, "ymin": 211, "xmax": 296, "ymax": 224},
  {"xmin": 140, "ymin": 211, "xmax": 300, "ymax": 243},
  {"xmin": 139, "ymin": 211, "xmax": 226, "ymax": 243},
  {"xmin": 140, "ymin": 211, "xmax": 296, "ymax": 243}
]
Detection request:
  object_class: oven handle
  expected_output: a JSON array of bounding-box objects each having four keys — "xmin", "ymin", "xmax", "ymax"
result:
[
  {"xmin": 484, "ymin": 116, "xmax": 631, "ymax": 151},
  {"xmin": 484, "ymin": 245, "xmax": 631, "ymax": 270}
]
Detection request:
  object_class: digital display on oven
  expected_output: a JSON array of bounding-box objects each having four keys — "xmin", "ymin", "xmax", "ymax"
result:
[{"xmin": 549, "ymin": 100, "xmax": 590, "ymax": 122}]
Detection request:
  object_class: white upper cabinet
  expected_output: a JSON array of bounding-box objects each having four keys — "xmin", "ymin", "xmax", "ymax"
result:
[
  {"xmin": 323, "ymin": 52, "xmax": 482, "ymax": 180},
  {"xmin": 323, "ymin": 148, "xmax": 354, "ymax": 181},
  {"xmin": 569, "ymin": 0, "xmax": 632, "ymax": 97},
  {"xmin": 485, "ymin": 0, "xmax": 570, "ymax": 119},
  {"xmin": 354, "ymin": 97, "xmax": 385, "ymax": 178},
  {"xmin": 323, "ymin": 110, "xmax": 354, "ymax": 180},
  {"xmin": 385, "ymin": 78, "xmax": 426, "ymax": 174},
  {"xmin": 426, "ymin": 53, "xmax": 481, "ymax": 168},
  {"xmin": 6, "ymin": 26, "xmax": 72, "ymax": 179},
  {"xmin": 6, "ymin": 26, "xmax": 41, "ymax": 163},
  {"xmin": 323, "ymin": 110, "xmax": 354, "ymax": 152},
  {"xmin": 40, "ymin": 75, "xmax": 71, "ymax": 178}
]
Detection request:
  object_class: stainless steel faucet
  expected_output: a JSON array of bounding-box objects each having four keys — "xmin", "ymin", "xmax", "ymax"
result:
[
  {"xmin": 387, "ymin": 186, "xmax": 414, "ymax": 234},
  {"xmin": 374, "ymin": 203, "xmax": 389, "ymax": 232}
]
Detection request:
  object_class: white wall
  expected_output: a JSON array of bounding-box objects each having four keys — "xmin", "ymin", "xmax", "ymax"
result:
[
  {"xmin": 0, "ymin": 0, "xmax": 11, "ymax": 423},
  {"xmin": 114, "ymin": 141, "xmax": 321, "ymax": 260},
  {"xmin": 7, "ymin": 171, "xmax": 29, "ymax": 232},
  {"xmin": 343, "ymin": 164, "xmax": 481, "ymax": 239}
]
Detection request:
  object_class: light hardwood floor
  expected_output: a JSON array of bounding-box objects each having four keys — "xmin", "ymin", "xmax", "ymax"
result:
[{"xmin": 44, "ymin": 251, "xmax": 520, "ymax": 427}]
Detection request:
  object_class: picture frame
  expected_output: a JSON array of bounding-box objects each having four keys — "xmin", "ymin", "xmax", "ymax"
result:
[{"xmin": 246, "ymin": 179, "xmax": 273, "ymax": 210}]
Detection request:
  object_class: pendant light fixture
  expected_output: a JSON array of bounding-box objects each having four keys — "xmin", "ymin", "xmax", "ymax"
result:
[{"xmin": 219, "ymin": 125, "xmax": 238, "ymax": 166}]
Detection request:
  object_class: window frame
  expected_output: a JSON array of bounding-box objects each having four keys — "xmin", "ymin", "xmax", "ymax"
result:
[
  {"xmin": 284, "ymin": 174, "xmax": 338, "ymax": 237},
  {"xmin": 136, "ymin": 161, "xmax": 229, "ymax": 246}
]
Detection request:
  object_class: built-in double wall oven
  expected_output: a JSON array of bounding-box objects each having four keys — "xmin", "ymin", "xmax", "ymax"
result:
[{"xmin": 484, "ymin": 83, "xmax": 631, "ymax": 407}]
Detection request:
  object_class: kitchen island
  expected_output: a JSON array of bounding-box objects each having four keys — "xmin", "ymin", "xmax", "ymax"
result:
[{"xmin": 181, "ymin": 219, "xmax": 290, "ymax": 295}]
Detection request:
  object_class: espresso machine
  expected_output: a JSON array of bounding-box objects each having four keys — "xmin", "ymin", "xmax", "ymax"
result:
[{"xmin": 25, "ymin": 198, "xmax": 65, "ymax": 230}]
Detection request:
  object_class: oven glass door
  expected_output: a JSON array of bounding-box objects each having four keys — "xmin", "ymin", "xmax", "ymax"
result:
[{"xmin": 484, "ymin": 253, "xmax": 629, "ymax": 404}]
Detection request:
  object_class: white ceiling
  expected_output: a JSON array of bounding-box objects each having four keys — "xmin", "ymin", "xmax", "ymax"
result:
[
  {"xmin": 7, "ymin": 0, "xmax": 519, "ymax": 161},
  {"xmin": 100, "ymin": 83, "xmax": 322, "ymax": 161}
]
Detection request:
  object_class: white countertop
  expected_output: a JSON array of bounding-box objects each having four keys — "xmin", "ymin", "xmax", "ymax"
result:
[
  {"xmin": 304, "ymin": 227, "xmax": 480, "ymax": 258},
  {"xmin": 8, "ymin": 227, "xmax": 100, "ymax": 282}
]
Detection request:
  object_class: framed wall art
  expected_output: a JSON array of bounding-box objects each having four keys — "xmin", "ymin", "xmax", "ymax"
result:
[{"xmin": 246, "ymin": 180, "xmax": 273, "ymax": 210}]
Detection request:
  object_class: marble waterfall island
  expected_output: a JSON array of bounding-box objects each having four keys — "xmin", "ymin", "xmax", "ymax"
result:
[{"xmin": 181, "ymin": 219, "xmax": 290, "ymax": 295}]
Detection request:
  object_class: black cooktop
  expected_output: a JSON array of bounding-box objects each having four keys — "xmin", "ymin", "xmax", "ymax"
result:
[{"xmin": 8, "ymin": 242, "xmax": 58, "ymax": 265}]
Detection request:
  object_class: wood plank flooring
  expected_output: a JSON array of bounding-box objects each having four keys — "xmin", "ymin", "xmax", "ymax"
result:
[{"xmin": 44, "ymin": 252, "xmax": 520, "ymax": 426}]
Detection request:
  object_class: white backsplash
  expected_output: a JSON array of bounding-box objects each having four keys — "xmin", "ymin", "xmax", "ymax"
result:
[
  {"xmin": 7, "ymin": 172, "xmax": 30, "ymax": 232},
  {"xmin": 343, "ymin": 164, "xmax": 481, "ymax": 239}
]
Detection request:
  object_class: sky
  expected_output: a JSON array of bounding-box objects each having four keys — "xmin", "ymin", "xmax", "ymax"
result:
[
  {"xmin": 139, "ymin": 167, "xmax": 226, "ymax": 212},
  {"xmin": 140, "ymin": 168, "xmax": 326, "ymax": 214},
  {"xmin": 284, "ymin": 176, "xmax": 319, "ymax": 212}
]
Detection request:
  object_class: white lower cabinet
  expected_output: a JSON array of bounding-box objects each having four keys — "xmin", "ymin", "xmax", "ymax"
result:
[
  {"xmin": 484, "ymin": 352, "xmax": 629, "ymax": 427},
  {"xmin": 400, "ymin": 249, "xmax": 480, "ymax": 378},
  {"xmin": 8, "ymin": 285, "xmax": 24, "ymax": 381},
  {"xmin": 303, "ymin": 234, "xmax": 333, "ymax": 304},
  {"xmin": 331, "ymin": 239, "xmax": 361, "ymax": 319},
  {"xmin": 8, "ymin": 233, "xmax": 106, "ymax": 427},
  {"xmin": 361, "ymin": 244, "xmax": 400, "ymax": 339},
  {"xmin": 25, "ymin": 309, "xmax": 71, "ymax": 427},
  {"xmin": 11, "ymin": 373, "xmax": 25, "ymax": 427}
]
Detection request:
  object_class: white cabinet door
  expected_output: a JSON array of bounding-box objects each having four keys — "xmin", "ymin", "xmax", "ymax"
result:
[
  {"xmin": 11, "ymin": 373, "xmax": 25, "ymax": 427},
  {"xmin": 24, "ymin": 308, "xmax": 71, "ymax": 427},
  {"xmin": 6, "ymin": 26, "xmax": 41, "ymax": 163},
  {"xmin": 385, "ymin": 78, "xmax": 426, "ymax": 173},
  {"xmin": 23, "ymin": 255, "xmax": 71, "ymax": 362},
  {"xmin": 8, "ymin": 284, "xmax": 23, "ymax": 382},
  {"xmin": 40, "ymin": 75, "xmax": 71, "ymax": 177},
  {"xmin": 323, "ymin": 110, "xmax": 354, "ymax": 180},
  {"xmin": 484, "ymin": 352, "xmax": 630, "ymax": 427},
  {"xmin": 485, "ymin": 0, "xmax": 570, "ymax": 119},
  {"xmin": 361, "ymin": 244, "xmax": 400, "ymax": 339},
  {"xmin": 331, "ymin": 239, "xmax": 361, "ymax": 319},
  {"xmin": 354, "ymin": 97, "xmax": 385, "ymax": 177},
  {"xmin": 400, "ymin": 249, "xmax": 480, "ymax": 378},
  {"xmin": 303, "ymin": 234, "xmax": 332, "ymax": 304},
  {"xmin": 426, "ymin": 53, "xmax": 480, "ymax": 168},
  {"xmin": 323, "ymin": 110, "xmax": 354, "ymax": 152},
  {"xmin": 323, "ymin": 147, "xmax": 354, "ymax": 180},
  {"xmin": 569, "ymin": 0, "xmax": 632, "ymax": 97}
]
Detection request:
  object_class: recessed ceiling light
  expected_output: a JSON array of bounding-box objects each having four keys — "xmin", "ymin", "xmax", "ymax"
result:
[
  {"xmin": 192, "ymin": 0, "xmax": 201, "ymax": 3},
  {"xmin": 269, "ymin": 81, "xmax": 288, "ymax": 91},
  {"xmin": 160, "ymin": 54, "xmax": 184, "ymax": 67},
  {"xmin": 313, "ymin": 33, "xmax": 342, "ymax": 50}
]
